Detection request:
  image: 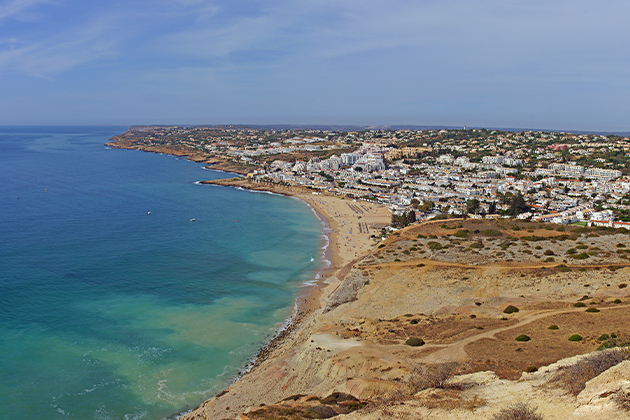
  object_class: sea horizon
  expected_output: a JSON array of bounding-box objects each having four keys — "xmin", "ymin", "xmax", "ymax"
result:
[{"xmin": 0, "ymin": 126, "xmax": 325, "ymax": 419}]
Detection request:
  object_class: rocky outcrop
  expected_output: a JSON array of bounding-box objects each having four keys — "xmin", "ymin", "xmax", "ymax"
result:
[{"xmin": 323, "ymin": 269, "xmax": 368, "ymax": 313}]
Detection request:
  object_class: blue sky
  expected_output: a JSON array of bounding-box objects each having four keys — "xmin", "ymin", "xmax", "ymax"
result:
[{"xmin": 1, "ymin": 0, "xmax": 629, "ymax": 131}]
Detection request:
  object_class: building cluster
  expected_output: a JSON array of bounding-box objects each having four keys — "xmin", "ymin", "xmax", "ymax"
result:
[{"xmin": 124, "ymin": 126, "xmax": 630, "ymax": 228}]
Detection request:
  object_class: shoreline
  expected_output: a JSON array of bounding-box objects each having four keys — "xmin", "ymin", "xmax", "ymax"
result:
[
  {"xmin": 103, "ymin": 141, "xmax": 391, "ymax": 419},
  {"xmin": 174, "ymin": 177, "xmax": 390, "ymax": 419}
]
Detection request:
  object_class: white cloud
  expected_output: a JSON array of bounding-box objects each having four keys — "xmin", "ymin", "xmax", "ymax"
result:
[
  {"xmin": 0, "ymin": 0, "xmax": 53, "ymax": 22},
  {"xmin": 0, "ymin": 16, "xmax": 120, "ymax": 76}
]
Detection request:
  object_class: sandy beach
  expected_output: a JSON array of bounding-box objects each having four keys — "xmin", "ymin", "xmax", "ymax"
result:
[{"xmin": 178, "ymin": 178, "xmax": 390, "ymax": 418}]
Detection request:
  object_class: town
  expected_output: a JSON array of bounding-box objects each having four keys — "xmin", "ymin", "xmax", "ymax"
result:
[{"xmin": 110, "ymin": 125, "xmax": 630, "ymax": 229}]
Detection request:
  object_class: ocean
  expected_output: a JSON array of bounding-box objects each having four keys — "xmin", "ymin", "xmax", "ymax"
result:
[{"xmin": 0, "ymin": 126, "xmax": 323, "ymax": 419}]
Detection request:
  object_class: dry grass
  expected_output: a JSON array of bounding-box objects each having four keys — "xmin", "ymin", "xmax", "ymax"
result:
[
  {"xmin": 418, "ymin": 388, "xmax": 486, "ymax": 411},
  {"xmin": 378, "ymin": 362, "xmax": 460, "ymax": 403},
  {"xmin": 406, "ymin": 362, "xmax": 459, "ymax": 394},
  {"xmin": 492, "ymin": 403, "xmax": 543, "ymax": 420},
  {"xmin": 549, "ymin": 348, "xmax": 630, "ymax": 395}
]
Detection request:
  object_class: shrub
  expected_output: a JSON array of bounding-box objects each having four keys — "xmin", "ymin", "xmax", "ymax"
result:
[
  {"xmin": 572, "ymin": 252, "xmax": 590, "ymax": 260},
  {"xmin": 454, "ymin": 229, "xmax": 469, "ymax": 238},
  {"xmin": 404, "ymin": 362, "xmax": 458, "ymax": 393},
  {"xmin": 613, "ymin": 299, "xmax": 622, "ymax": 304},
  {"xmin": 417, "ymin": 263, "xmax": 425, "ymax": 267},
  {"xmin": 548, "ymin": 325, "xmax": 559, "ymax": 330},
  {"xmin": 503, "ymin": 305, "xmax": 520, "ymax": 314},
  {"xmin": 525, "ymin": 366, "xmax": 538, "ymax": 373},
  {"xmin": 556, "ymin": 264, "xmax": 571, "ymax": 272},
  {"xmin": 568, "ymin": 334, "xmax": 583, "ymax": 341},
  {"xmin": 598, "ymin": 334, "xmax": 610, "ymax": 341},
  {"xmin": 511, "ymin": 225, "xmax": 521, "ymax": 231},
  {"xmin": 427, "ymin": 241, "xmax": 443, "ymax": 250},
  {"xmin": 585, "ymin": 308, "xmax": 600, "ymax": 313},
  {"xmin": 573, "ymin": 302, "xmax": 586, "ymax": 307},
  {"xmin": 516, "ymin": 334, "xmax": 531, "ymax": 342},
  {"xmin": 619, "ymin": 283, "xmax": 628, "ymax": 289},
  {"xmin": 550, "ymin": 348, "xmax": 630, "ymax": 395},
  {"xmin": 469, "ymin": 241, "xmax": 484, "ymax": 249},
  {"xmin": 378, "ymin": 244, "xmax": 385, "ymax": 248},
  {"xmin": 543, "ymin": 250, "xmax": 555, "ymax": 255},
  {"xmin": 405, "ymin": 337, "xmax": 425, "ymax": 347},
  {"xmin": 492, "ymin": 402, "xmax": 543, "ymax": 420},
  {"xmin": 544, "ymin": 257, "xmax": 555, "ymax": 262},
  {"xmin": 410, "ymin": 319, "xmax": 419, "ymax": 325},
  {"xmin": 598, "ymin": 337, "xmax": 626, "ymax": 350}
]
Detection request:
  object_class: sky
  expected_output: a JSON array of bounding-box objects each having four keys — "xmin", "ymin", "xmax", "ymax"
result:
[{"xmin": 1, "ymin": 0, "xmax": 629, "ymax": 131}]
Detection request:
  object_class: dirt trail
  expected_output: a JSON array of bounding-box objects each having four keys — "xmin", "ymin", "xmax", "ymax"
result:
[{"xmin": 421, "ymin": 304, "xmax": 630, "ymax": 363}]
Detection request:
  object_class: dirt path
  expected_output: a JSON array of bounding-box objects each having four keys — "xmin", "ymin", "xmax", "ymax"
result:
[{"xmin": 420, "ymin": 303, "xmax": 630, "ymax": 364}]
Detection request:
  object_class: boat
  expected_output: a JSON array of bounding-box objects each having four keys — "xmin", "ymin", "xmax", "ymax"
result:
[{"xmin": 190, "ymin": 218, "xmax": 195, "ymax": 222}]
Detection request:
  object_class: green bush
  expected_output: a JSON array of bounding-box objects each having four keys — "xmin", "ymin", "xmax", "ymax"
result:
[
  {"xmin": 427, "ymin": 242, "xmax": 443, "ymax": 250},
  {"xmin": 405, "ymin": 337, "xmax": 425, "ymax": 347},
  {"xmin": 572, "ymin": 252, "xmax": 590, "ymax": 260},
  {"xmin": 544, "ymin": 249, "xmax": 555, "ymax": 255},
  {"xmin": 544, "ymin": 257, "xmax": 555, "ymax": 262},
  {"xmin": 585, "ymin": 308, "xmax": 600, "ymax": 313},
  {"xmin": 515, "ymin": 334, "xmax": 531, "ymax": 342},
  {"xmin": 597, "ymin": 334, "xmax": 610, "ymax": 341},
  {"xmin": 548, "ymin": 325, "xmax": 559, "ymax": 330},
  {"xmin": 469, "ymin": 241, "xmax": 484, "ymax": 249},
  {"xmin": 574, "ymin": 302, "xmax": 586, "ymax": 307},
  {"xmin": 613, "ymin": 299, "xmax": 622, "ymax": 304},
  {"xmin": 503, "ymin": 305, "xmax": 520, "ymax": 314},
  {"xmin": 568, "ymin": 334, "xmax": 583, "ymax": 341},
  {"xmin": 619, "ymin": 283, "xmax": 627, "ymax": 289},
  {"xmin": 556, "ymin": 264, "xmax": 571, "ymax": 272},
  {"xmin": 454, "ymin": 229, "xmax": 469, "ymax": 238}
]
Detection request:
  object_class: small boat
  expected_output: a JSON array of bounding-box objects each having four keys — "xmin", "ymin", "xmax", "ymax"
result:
[
  {"xmin": 190, "ymin": 218, "xmax": 195, "ymax": 222},
  {"xmin": 310, "ymin": 254, "xmax": 314, "ymax": 262},
  {"xmin": 147, "ymin": 211, "xmax": 151, "ymax": 215}
]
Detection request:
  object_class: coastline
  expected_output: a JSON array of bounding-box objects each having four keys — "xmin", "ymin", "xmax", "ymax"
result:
[
  {"xmin": 175, "ymin": 177, "xmax": 390, "ymax": 419},
  {"xmin": 104, "ymin": 139, "xmax": 391, "ymax": 419}
]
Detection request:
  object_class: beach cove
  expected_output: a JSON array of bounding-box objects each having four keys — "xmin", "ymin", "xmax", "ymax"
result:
[{"xmin": 0, "ymin": 127, "xmax": 332, "ymax": 420}]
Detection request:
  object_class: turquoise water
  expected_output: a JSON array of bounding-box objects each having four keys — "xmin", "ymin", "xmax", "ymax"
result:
[{"xmin": 0, "ymin": 127, "xmax": 323, "ymax": 419}]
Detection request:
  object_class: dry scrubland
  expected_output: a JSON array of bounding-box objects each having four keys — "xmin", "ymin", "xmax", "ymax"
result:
[{"xmin": 181, "ymin": 219, "xmax": 630, "ymax": 420}]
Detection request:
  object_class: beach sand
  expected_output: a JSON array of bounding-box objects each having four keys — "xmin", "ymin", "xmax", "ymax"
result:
[{"xmin": 179, "ymin": 179, "xmax": 390, "ymax": 419}]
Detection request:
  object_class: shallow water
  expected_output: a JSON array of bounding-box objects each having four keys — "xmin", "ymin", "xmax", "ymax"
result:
[{"xmin": 0, "ymin": 127, "xmax": 322, "ymax": 419}]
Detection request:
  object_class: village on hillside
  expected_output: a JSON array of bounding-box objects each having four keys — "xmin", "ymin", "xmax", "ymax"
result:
[{"xmin": 111, "ymin": 126, "xmax": 630, "ymax": 229}]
